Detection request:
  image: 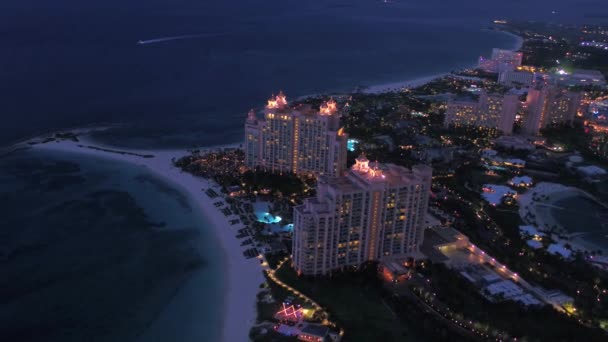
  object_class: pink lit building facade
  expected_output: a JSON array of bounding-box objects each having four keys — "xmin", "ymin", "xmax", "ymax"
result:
[
  {"xmin": 523, "ymin": 86, "xmax": 582, "ymax": 135},
  {"xmin": 292, "ymin": 155, "xmax": 432, "ymax": 276},
  {"xmin": 478, "ymin": 48, "xmax": 523, "ymax": 73},
  {"xmin": 443, "ymin": 91, "xmax": 519, "ymax": 134},
  {"xmin": 244, "ymin": 92, "xmax": 348, "ymax": 177}
]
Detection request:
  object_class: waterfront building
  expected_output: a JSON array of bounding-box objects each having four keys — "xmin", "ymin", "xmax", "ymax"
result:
[
  {"xmin": 443, "ymin": 91, "xmax": 519, "ymax": 134},
  {"xmin": 523, "ymin": 86, "xmax": 582, "ymax": 135},
  {"xmin": 292, "ymin": 155, "xmax": 432, "ymax": 276},
  {"xmin": 478, "ymin": 48, "xmax": 523, "ymax": 73},
  {"xmin": 244, "ymin": 92, "xmax": 348, "ymax": 177},
  {"xmin": 491, "ymin": 48, "xmax": 523, "ymax": 68},
  {"xmin": 498, "ymin": 69, "xmax": 535, "ymax": 87},
  {"xmin": 479, "ymin": 92, "xmax": 519, "ymax": 134},
  {"xmin": 443, "ymin": 97, "xmax": 479, "ymax": 127}
]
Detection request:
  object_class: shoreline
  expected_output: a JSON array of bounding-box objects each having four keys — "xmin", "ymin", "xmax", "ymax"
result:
[
  {"xmin": 361, "ymin": 28, "xmax": 524, "ymax": 94},
  {"xmin": 501, "ymin": 30, "xmax": 525, "ymax": 51},
  {"xmin": 29, "ymin": 137, "xmax": 264, "ymax": 342},
  {"xmin": 1, "ymin": 24, "xmax": 527, "ymax": 340},
  {"xmin": 361, "ymin": 72, "xmax": 450, "ymax": 94},
  {"xmin": 0, "ymin": 28, "xmax": 526, "ymax": 150}
]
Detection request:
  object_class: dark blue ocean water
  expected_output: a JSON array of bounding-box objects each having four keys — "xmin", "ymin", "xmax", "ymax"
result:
[
  {"xmin": 2, "ymin": 0, "xmax": 604, "ymax": 148},
  {"xmin": 0, "ymin": 1, "xmax": 607, "ymax": 341},
  {"xmin": 0, "ymin": 149, "xmax": 224, "ymax": 342}
]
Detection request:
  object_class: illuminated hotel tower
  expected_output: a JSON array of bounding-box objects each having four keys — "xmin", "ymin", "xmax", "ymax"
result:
[
  {"xmin": 292, "ymin": 154, "xmax": 432, "ymax": 276},
  {"xmin": 478, "ymin": 48, "xmax": 523, "ymax": 73},
  {"xmin": 479, "ymin": 91, "xmax": 519, "ymax": 135},
  {"xmin": 244, "ymin": 92, "xmax": 348, "ymax": 177},
  {"xmin": 523, "ymin": 86, "xmax": 581, "ymax": 135},
  {"xmin": 443, "ymin": 91, "xmax": 518, "ymax": 134}
]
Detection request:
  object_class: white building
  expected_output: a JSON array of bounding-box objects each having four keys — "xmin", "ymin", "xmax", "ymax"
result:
[
  {"xmin": 576, "ymin": 165, "xmax": 607, "ymax": 182},
  {"xmin": 556, "ymin": 69, "xmax": 606, "ymax": 87},
  {"xmin": 523, "ymin": 86, "xmax": 582, "ymax": 135},
  {"xmin": 443, "ymin": 97, "xmax": 478, "ymax": 127},
  {"xmin": 245, "ymin": 92, "xmax": 348, "ymax": 177},
  {"xmin": 444, "ymin": 91, "xmax": 519, "ymax": 134},
  {"xmin": 292, "ymin": 155, "xmax": 432, "ymax": 276},
  {"xmin": 478, "ymin": 48, "xmax": 523, "ymax": 73},
  {"xmin": 532, "ymin": 287, "xmax": 574, "ymax": 310},
  {"xmin": 498, "ymin": 70, "xmax": 535, "ymax": 87},
  {"xmin": 493, "ymin": 135, "xmax": 536, "ymax": 151}
]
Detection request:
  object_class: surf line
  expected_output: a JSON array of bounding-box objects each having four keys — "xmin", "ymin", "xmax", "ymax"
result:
[{"xmin": 137, "ymin": 33, "xmax": 225, "ymax": 45}]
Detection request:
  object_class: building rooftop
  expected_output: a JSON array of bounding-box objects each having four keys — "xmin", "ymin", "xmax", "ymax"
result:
[
  {"xmin": 512, "ymin": 293, "xmax": 542, "ymax": 306},
  {"xmin": 485, "ymin": 280, "xmax": 524, "ymax": 297},
  {"xmin": 493, "ymin": 135, "xmax": 535, "ymax": 151},
  {"xmin": 267, "ymin": 91, "xmax": 288, "ymax": 109},
  {"xmin": 299, "ymin": 324, "xmax": 330, "ymax": 337},
  {"xmin": 510, "ymin": 176, "xmax": 533, "ymax": 186},
  {"xmin": 265, "ymin": 92, "xmax": 340, "ymax": 118},
  {"xmin": 572, "ymin": 69, "xmax": 605, "ymax": 77},
  {"xmin": 577, "ymin": 165, "xmax": 607, "ymax": 176},
  {"xmin": 548, "ymin": 243, "xmax": 572, "ymax": 258},
  {"xmin": 382, "ymin": 260, "xmax": 410, "ymax": 275},
  {"xmin": 481, "ymin": 184, "xmax": 516, "ymax": 205},
  {"xmin": 321, "ymin": 175, "xmax": 361, "ymax": 194},
  {"xmin": 526, "ymin": 240, "xmax": 543, "ymax": 249},
  {"xmin": 348, "ymin": 154, "xmax": 432, "ymax": 186},
  {"xmin": 449, "ymin": 95, "xmax": 478, "ymax": 104},
  {"xmin": 519, "ymin": 225, "xmax": 545, "ymax": 237}
]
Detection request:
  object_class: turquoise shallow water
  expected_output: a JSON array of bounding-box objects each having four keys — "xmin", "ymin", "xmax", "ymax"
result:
[{"xmin": 0, "ymin": 148, "xmax": 223, "ymax": 342}]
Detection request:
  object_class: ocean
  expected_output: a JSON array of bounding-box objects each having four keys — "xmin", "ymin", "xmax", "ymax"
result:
[
  {"xmin": 0, "ymin": 148, "xmax": 224, "ymax": 342},
  {"xmin": 2, "ymin": 0, "xmax": 602, "ymax": 148},
  {"xmin": 0, "ymin": 0, "xmax": 605, "ymax": 341}
]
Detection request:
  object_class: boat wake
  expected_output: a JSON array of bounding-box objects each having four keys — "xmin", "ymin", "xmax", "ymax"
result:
[{"xmin": 137, "ymin": 33, "xmax": 225, "ymax": 45}]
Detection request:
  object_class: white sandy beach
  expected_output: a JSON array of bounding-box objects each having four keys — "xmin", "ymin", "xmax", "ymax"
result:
[
  {"xmin": 30, "ymin": 137, "xmax": 264, "ymax": 342},
  {"xmin": 362, "ymin": 73, "xmax": 449, "ymax": 94}
]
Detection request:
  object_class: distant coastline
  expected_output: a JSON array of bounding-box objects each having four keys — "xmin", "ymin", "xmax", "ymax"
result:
[
  {"xmin": 361, "ymin": 28, "xmax": 523, "ymax": 94},
  {"xmin": 1, "ymin": 20, "xmax": 527, "ymax": 341}
]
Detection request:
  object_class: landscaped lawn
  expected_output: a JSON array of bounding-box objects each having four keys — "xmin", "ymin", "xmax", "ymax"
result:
[{"xmin": 275, "ymin": 264, "xmax": 417, "ymax": 342}]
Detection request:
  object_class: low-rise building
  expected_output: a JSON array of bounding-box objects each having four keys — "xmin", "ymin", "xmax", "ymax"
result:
[
  {"xmin": 378, "ymin": 260, "xmax": 413, "ymax": 283},
  {"xmin": 493, "ymin": 135, "xmax": 536, "ymax": 151},
  {"xmin": 298, "ymin": 324, "xmax": 330, "ymax": 342},
  {"xmin": 576, "ymin": 165, "xmax": 608, "ymax": 182},
  {"xmin": 531, "ymin": 287, "xmax": 574, "ymax": 311},
  {"xmin": 509, "ymin": 176, "xmax": 533, "ymax": 188},
  {"xmin": 555, "ymin": 69, "xmax": 606, "ymax": 87}
]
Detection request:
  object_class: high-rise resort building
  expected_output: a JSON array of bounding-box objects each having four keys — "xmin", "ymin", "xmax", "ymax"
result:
[
  {"xmin": 498, "ymin": 69, "xmax": 536, "ymax": 87},
  {"xmin": 478, "ymin": 48, "xmax": 523, "ymax": 73},
  {"xmin": 292, "ymin": 155, "xmax": 432, "ymax": 276},
  {"xmin": 523, "ymin": 86, "xmax": 582, "ymax": 135},
  {"xmin": 443, "ymin": 90, "xmax": 519, "ymax": 134},
  {"xmin": 244, "ymin": 92, "xmax": 348, "ymax": 177}
]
